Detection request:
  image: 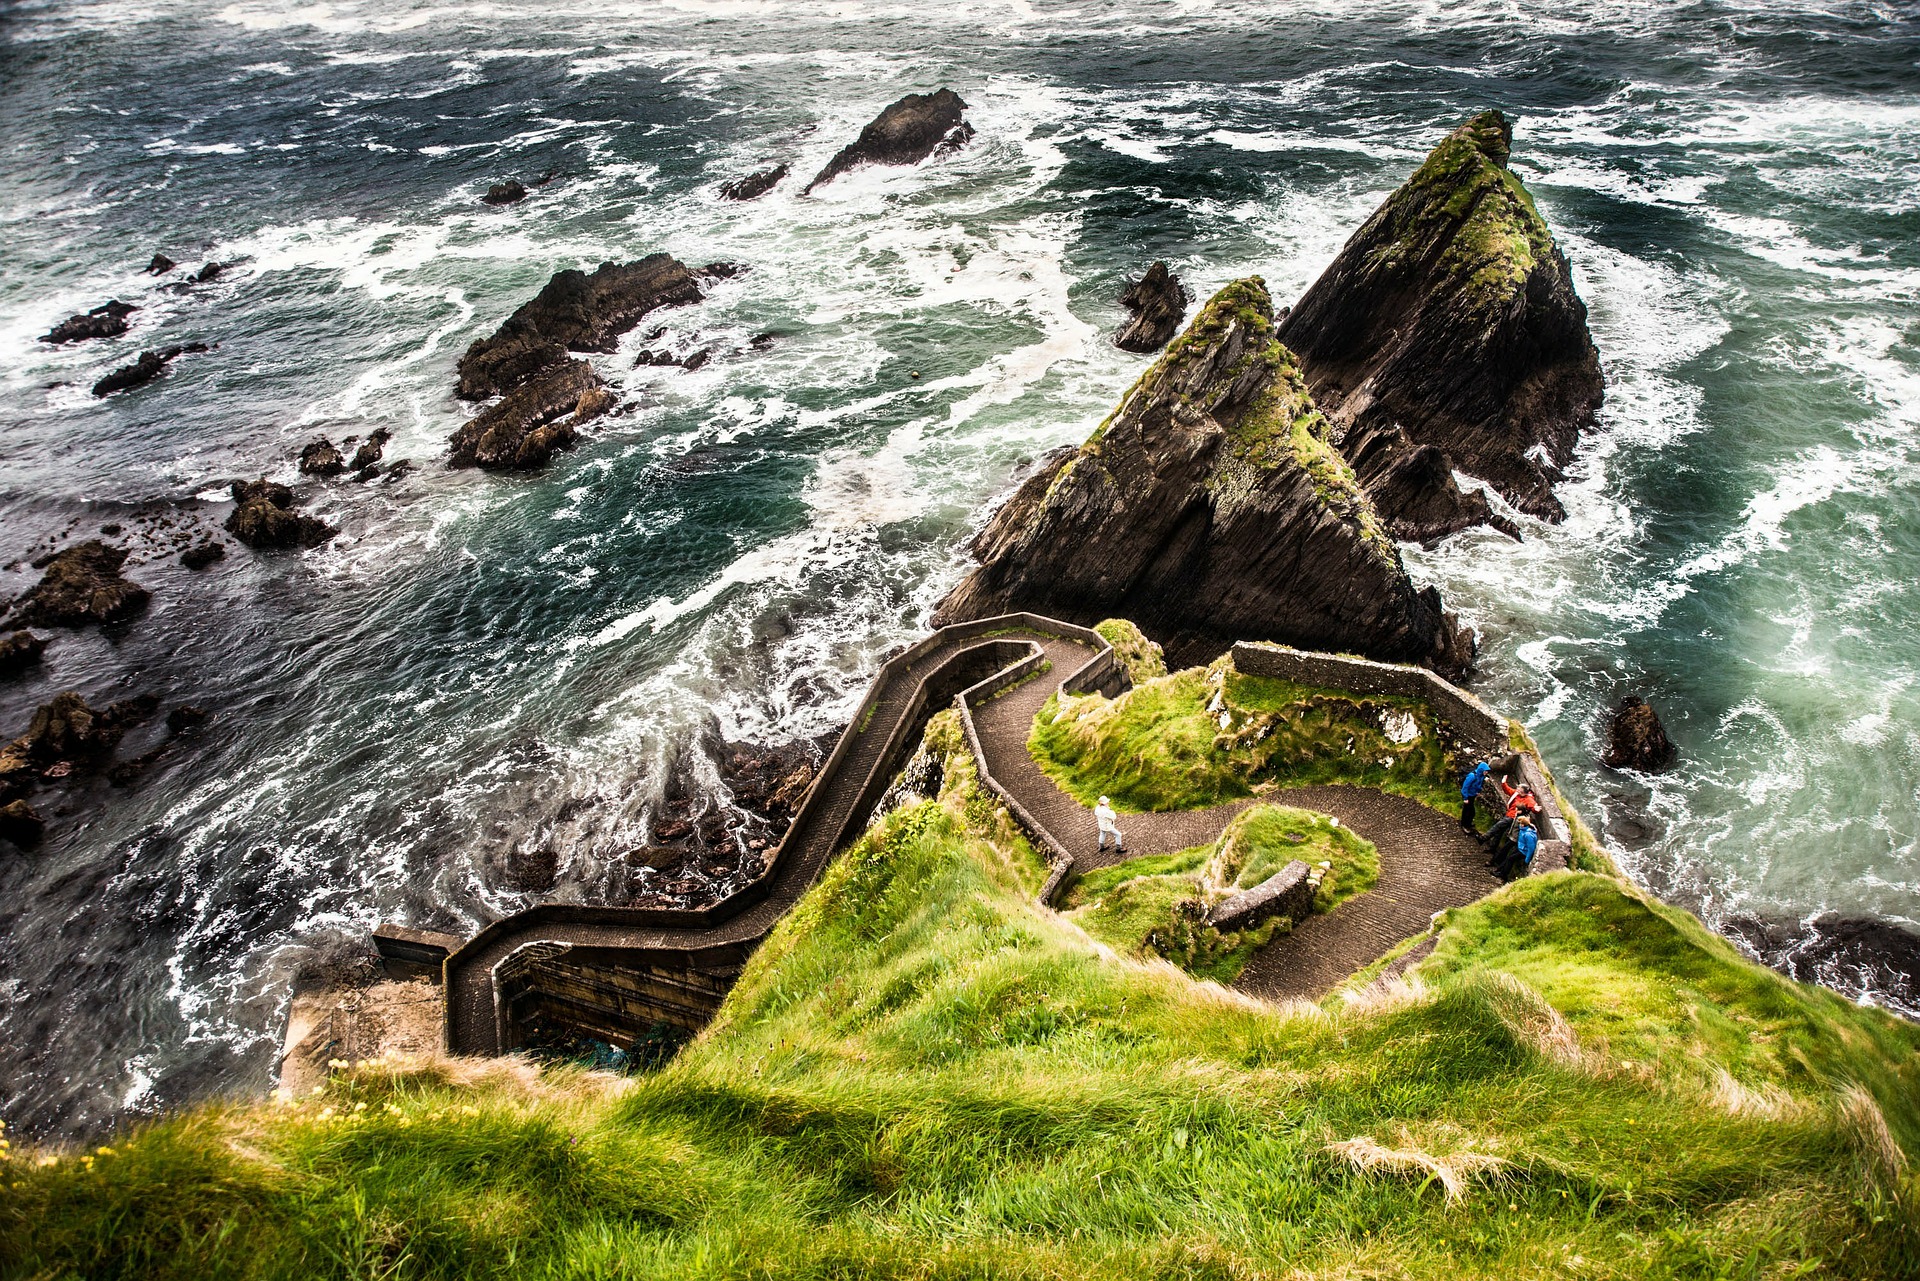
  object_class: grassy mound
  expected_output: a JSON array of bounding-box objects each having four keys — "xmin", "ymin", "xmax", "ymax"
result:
[
  {"xmin": 1030, "ymin": 654, "xmax": 1462, "ymax": 814},
  {"xmin": 1062, "ymin": 805, "xmax": 1378, "ymax": 983},
  {"xmin": 6, "ymin": 713, "xmax": 1918, "ymax": 1279}
]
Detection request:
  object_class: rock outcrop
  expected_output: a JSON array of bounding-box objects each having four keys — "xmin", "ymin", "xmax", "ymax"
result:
[
  {"xmin": 92, "ymin": 343, "xmax": 207, "ymax": 397},
  {"xmin": 299, "ymin": 437, "xmax": 347, "ymax": 476},
  {"xmin": 0, "ymin": 630, "xmax": 46, "ymax": 678},
  {"xmin": 447, "ymin": 360, "xmax": 613, "ymax": 470},
  {"xmin": 1344, "ymin": 423, "xmax": 1519, "ymax": 544},
  {"xmin": 719, "ymin": 164, "xmax": 788, "ymax": 200},
  {"xmin": 935, "ymin": 278, "xmax": 1474, "ymax": 671},
  {"xmin": 1602, "ymin": 695, "xmax": 1675, "ymax": 771},
  {"xmin": 42, "ymin": 301, "xmax": 137, "ymax": 344},
  {"xmin": 483, "ymin": 180, "xmax": 527, "ymax": 206},
  {"xmin": 225, "ymin": 479, "xmax": 337, "ymax": 550},
  {"xmin": 802, "ymin": 90, "xmax": 973, "ymax": 194},
  {"xmin": 145, "ymin": 254, "xmax": 176, "ymax": 275},
  {"xmin": 349, "ymin": 429, "xmax": 391, "ymax": 472},
  {"xmin": 12, "ymin": 542, "xmax": 150, "ymax": 629},
  {"xmin": 1278, "ymin": 110, "xmax": 1602, "ymax": 525},
  {"xmin": 0, "ymin": 690, "xmax": 156, "ymax": 804},
  {"xmin": 0, "ymin": 798, "xmax": 42, "ymax": 850},
  {"xmin": 1115, "ymin": 262, "xmax": 1187, "ymax": 354},
  {"xmin": 455, "ymin": 254, "xmax": 704, "ymax": 401},
  {"xmin": 180, "ymin": 540, "xmax": 225, "ymax": 570}
]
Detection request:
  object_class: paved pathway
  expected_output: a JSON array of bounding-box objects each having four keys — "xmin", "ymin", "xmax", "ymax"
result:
[{"xmin": 966, "ymin": 634, "xmax": 1511, "ymax": 1002}]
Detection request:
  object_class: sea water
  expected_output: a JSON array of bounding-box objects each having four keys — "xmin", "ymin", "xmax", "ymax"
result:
[{"xmin": 1, "ymin": 0, "xmax": 1915, "ymax": 1138}]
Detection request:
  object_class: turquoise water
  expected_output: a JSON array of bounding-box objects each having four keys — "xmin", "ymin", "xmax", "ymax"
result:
[{"xmin": 1, "ymin": 0, "xmax": 1916, "ymax": 1137}]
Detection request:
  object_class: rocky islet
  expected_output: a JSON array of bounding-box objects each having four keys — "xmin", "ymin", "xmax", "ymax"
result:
[{"xmin": 802, "ymin": 89, "xmax": 974, "ymax": 194}]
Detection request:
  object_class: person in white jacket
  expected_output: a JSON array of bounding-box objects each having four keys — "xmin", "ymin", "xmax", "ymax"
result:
[{"xmin": 1095, "ymin": 796, "xmax": 1124, "ymax": 854}]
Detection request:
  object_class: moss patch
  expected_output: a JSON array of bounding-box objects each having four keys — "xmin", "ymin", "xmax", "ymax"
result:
[
  {"xmin": 1030, "ymin": 655, "xmax": 1464, "ymax": 816},
  {"xmin": 1093, "ymin": 617, "xmax": 1167, "ymax": 686}
]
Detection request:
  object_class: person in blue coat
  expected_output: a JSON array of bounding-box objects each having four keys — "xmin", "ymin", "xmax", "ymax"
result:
[
  {"xmin": 1494, "ymin": 813, "xmax": 1539, "ymax": 881},
  {"xmin": 1458, "ymin": 760, "xmax": 1491, "ymax": 834}
]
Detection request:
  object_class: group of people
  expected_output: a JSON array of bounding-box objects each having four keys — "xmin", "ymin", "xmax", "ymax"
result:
[{"xmin": 1458, "ymin": 756, "xmax": 1543, "ymax": 881}]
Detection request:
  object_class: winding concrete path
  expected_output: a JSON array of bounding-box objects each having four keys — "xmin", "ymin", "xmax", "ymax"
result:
[
  {"xmin": 440, "ymin": 615, "xmax": 1544, "ymax": 1055},
  {"xmin": 964, "ymin": 633, "xmax": 1519, "ymax": 1002}
]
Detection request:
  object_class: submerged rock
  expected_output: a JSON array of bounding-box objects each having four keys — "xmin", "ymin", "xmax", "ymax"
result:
[
  {"xmin": 225, "ymin": 478, "xmax": 337, "ymax": 549},
  {"xmin": 0, "ymin": 798, "xmax": 43, "ymax": 849},
  {"xmin": 349, "ymin": 428, "xmax": 391, "ymax": 472},
  {"xmin": 91, "ymin": 343, "xmax": 207, "ymax": 397},
  {"xmin": 145, "ymin": 253, "xmax": 176, "ymax": 275},
  {"xmin": 935, "ymin": 277, "xmax": 1474, "ymax": 671},
  {"xmin": 41, "ymin": 301, "xmax": 137, "ymax": 344},
  {"xmin": 180, "ymin": 539, "xmax": 225, "ymax": 569},
  {"xmin": 298, "ymin": 437, "xmax": 347, "ymax": 477},
  {"xmin": 719, "ymin": 163, "xmax": 788, "ymax": 200},
  {"xmin": 195, "ymin": 262, "xmax": 225, "ymax": 284},
  {"xmin": 482, "ymin": 179, "xmax": 527, "ymax": 206},
  {"xmin": 1602, "ymin": 695, "xmax": 1675, "ymax": 772},
  {"xmin": 0, "ymin": 631, "xmax": 47, "ymax": 679},
  {"xmin": 1114, "ymin": 262, "xmax": 1187, "ymax": 354},
  {"xmin": 455, "ymin": 254, "xmax": 704, "ymax": 401},
  {"xmin": 1278, "ymin": 110, "xmax": 1602, "ymax": 525},
  {"xmin": 12, "ymin": 542, "xmax": 150, "ymax": 629},
  {"xmin": 447, "ymin": 360, "xmax": 611, "ymax": 470},
  {"xmin": 802, "ymin": 89, "xmax": 974, "ymax": 194}
]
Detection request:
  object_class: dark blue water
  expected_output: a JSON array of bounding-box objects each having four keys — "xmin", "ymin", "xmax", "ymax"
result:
[{"xmin": 1, "ymin": 0, "xmax": 1916, "ymax": 1139}]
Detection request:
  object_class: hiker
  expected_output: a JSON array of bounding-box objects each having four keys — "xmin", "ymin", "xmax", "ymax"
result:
[
  {"xmin": 1494, "ymin": 813, "xmax": 1539, "ymax": 881},
  {"xmin": 1458, "ymin": 759, "xmax": 1491, "ymax": 833},
  {"xmin": 1480, "ymin": 779, "xmax": 1541, "ymax": 860},
  {"xmin": 1094, "ymin": 795, "xmax": 1125, "ymax": 855}
]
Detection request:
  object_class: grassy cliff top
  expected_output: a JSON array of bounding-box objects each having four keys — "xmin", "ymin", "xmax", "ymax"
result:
[
  {"xmin": 8, "ymin": 717, "xmax": 1918, "ymax": 1278},
  {"xmin": 1360, "ymin": 109, "xmax": 1558, "ymax": 309}
]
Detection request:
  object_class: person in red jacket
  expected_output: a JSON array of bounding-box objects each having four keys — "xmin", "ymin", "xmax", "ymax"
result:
[{"xmin": 1480, "ymin": 780, "xmax": 1540, "ymax": 862}]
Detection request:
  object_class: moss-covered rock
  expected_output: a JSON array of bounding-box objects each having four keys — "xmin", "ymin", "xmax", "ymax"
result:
[
  {"xmin": 1280, "ymin": 110, "xmax": 1603, "ymax": 525},
  {"xmin": 937, "ymin": 279, "xmax": 1473, "ymax": 671}
]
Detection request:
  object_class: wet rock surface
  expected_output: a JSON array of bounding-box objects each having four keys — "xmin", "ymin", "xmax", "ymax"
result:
[
  {"xmin": 1345, "ymin": 424, "xmax": 1519, "ymax": 544},
  {"xmin": 179, "ymin": 540, "xmax": 225, "ymax": 569},
  {"xmin": 145, "ymin": 253, "xmax": 175, "ymax": 275},
  {"xmin": 455, "ymin": 253, "xmax": 704, "ymax": 401},
  {"xmin": 0, "ymin": 798, "xmax": 43, "ymax": 850},
  {"xmin": 225, "ymin": 479, "xmax": 337, "ymax": 550},
  {"xmin": 91, "ymin": 343, "xmax": 208, "ymax": 397},
  {"xmin": 298, "ymin": 437, "xmax": 347, "ymax": 476},
  {"xmin": 11, "ymin": 542, "xmax": 151, "ymax": 629},
  {"xmin": 1602, "ymin": 695, "xmax": 1676, "ymax": 771},
  {"xmin": 1114, "ymin": 261, "xmax": 1187, "ymax": 353},
  {"xmin": 42, "ymin": 301, "xmax": 137, "ymax": 344},
  {"xmin": 1725, "ymin": 913, "xmax": 1920, "ymax": 1021},
  {"xmin": 447, "ymin": 359, "xmax": 609, "ymax": 470},
  {"xmin": 718, "ymin": 163, "xmax": 788, "ymax": 200},
  {"xmin": 936, "ymin": 277, "xmax": 1473, "ymax": 671},
  {"xmin": 349, "ymin": 428, "xmax": 391, "ymax": 472},
  {"xmin": 0, "ymin": 691, "xmax": 158, "ymax": 804},
  {"xmin": 802, "ymin": 89, "xmax": 973, "ymax": 193},
  {"xmin": 482, "ymin": 179, "xmax": 527, "ymax": 205},
  {"xmin": 0, "ymin": 630, "xmax": 48, "ymax": 678},
  {"xmin": 1279, "ymin": 110, "xmax": 1603, "ymax": 526}
]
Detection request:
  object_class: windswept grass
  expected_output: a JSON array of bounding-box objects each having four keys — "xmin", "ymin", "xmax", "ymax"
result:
[
  {"xmin": 6, "ymin": 718, "xmax": 1918, "ymax": 1279},
  {"xmin": 1030, "ymin": 654, "xmax": 1463, "ymax": 815}
]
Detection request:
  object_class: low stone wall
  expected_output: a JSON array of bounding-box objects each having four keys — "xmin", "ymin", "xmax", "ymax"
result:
[
  {"xmin": 1229, "ymin": 641, "xmax": 1509, "ymax": 756},
  {"xmin": 1207, "ymin": 860, "xmax": 1313, "ymax": 932}
]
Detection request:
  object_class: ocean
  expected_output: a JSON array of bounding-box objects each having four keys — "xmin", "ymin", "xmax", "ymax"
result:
[{"xmin": 1, "ymin": 0, "xmax": 1915, "ymax": 1139}]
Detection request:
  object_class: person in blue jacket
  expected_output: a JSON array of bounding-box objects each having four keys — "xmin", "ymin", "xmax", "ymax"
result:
[
  {"xmin": 1458, "ymin": 759, "xmax": 1491, "ymax": 833},
  {"xmin": 1494, "ymin": 813, "xmax": 1539, "ymax": 881}
]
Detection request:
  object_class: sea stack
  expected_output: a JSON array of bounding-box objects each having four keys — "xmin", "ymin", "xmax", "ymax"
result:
[
  {"xmin": 1279, "ymin": 110, "xmax": 1603, "ymax": 528},
  {"xmin": 1603, "ymin": 695, "xmax": 1676, "ymax": 772},
  {"xmin": 934, "ymin": 278, "xmax": 1474, "ymax": 671},
  {"xmin": 802, "ymin": 90, "xmax": 974, "ymax": 194},
  {"xmin": 1114, "ymin": 262, "xmax": 1187, "ymax": 354}
]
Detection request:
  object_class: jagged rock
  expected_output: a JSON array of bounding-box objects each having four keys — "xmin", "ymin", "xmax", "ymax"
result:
[
  {"xmin": 225, "ymin": 478, "xmax": 337, "ymax": 549},
  {"xmin": 0, "ymin": 799, "xmax": 43, "ymax": 849},
  {"xmin": 349, "ymin": 428, "xmax": 392, "ymax": 471},
  {"xmin": 802, "ymin": 89, "xmax": 974, "ymax": 194},
  {"xmin": 195, "ymin": 262, "xmax": 225, "ymax": 284},
  {"xmin": 483, "ymin": 180, "xmax": 527, "ymax": 206},
  {"xmin": 456, "ymin": 254, "xmax": 704, "ymax": 400},
  {"xmin": 722, "ymin": 738, "xmax": 819, "ymax": 829},
  {"xmin": 1344, "ymin": 424, "xmax": 1519, "ymax": 544},
  {"xmin": 935, "ymin": 278, "xmax": 1474, "ymax": 671},
  {"xmin": 11, "ymin": 690, "xmax": 154, "ymax": 766},
  {"xmin": 1, "ymin": 631, "xmax": 47, "ymax": 678},
  {"xmin": 12, "ymin": 542, "xmax": 150, "ymax": 629},
  {"xmin": 447, "ymin": 360, "xmax": 607, "ymax": 470},
  {"xmin": 92, "ymin": 343, "xmax": 207, "ymax": 397},
  {"xmin": 180, "ymin": 540, "xmax": 225, "ymax": 569},
  {"xmin": 146, "ymin": 254, "xmax": 176, "ymax": 275},
  {"xmin": 1602, "ymin": 696, "xmax": 1675, "ymax": 772},
  {"xmin": 1279, "ymin": 110, "xmax": 1603, "ymax": 524},
  {"xmin": 299, "ymin": 437, "xmax": 347, "ymax": 476},
  {"xmin": 383, "ymin": 459, "xmax": 413, "ymax": 483},
  {"xmin": 42, "ymin": 301, "xmax": 137, "ymax": 344},
  {"xmin": 1115, "ymin": 262, "xmax": 1186, "ymax": 354},
  {"xmin": 719, "ymin": 164, "xmax": 788, "ymax": 200}
]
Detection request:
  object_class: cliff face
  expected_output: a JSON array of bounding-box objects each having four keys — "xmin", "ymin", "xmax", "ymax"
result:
[
  {"xmin": 934, "ymin": 279, "xmax": 1473, "ymax": 671},
  {"xmin": 1278, "ymin": 110, "xmax": 1602, "ymax": 524}
]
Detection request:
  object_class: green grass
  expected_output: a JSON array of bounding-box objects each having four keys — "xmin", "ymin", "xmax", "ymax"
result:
[
  {"xmin": 1058, "ymin": 805, "xmax": 1378, "ymax": 983},
  {"xmin": 1029, "ymin": 656, "xmax": 1464, "ymax": 816},
  {"xmin": 7, "ymin": 715, "xmax": 1919, "ymax": 1279},
  {"xmin": 1092, "ymin": 618, "xmax": 1166, "ymax": 686}
]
